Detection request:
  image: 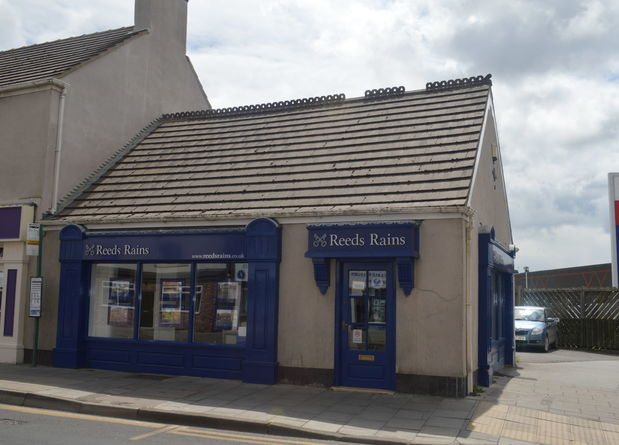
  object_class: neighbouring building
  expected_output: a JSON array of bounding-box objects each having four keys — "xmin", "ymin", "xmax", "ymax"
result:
[
  {"xmin": 0, "ymin": 0, "xmax": 209, "ymax": 364},
  {"xmin": 514, "ymin": 263, "xmax": 613, "ymax": 302},
  {"xmin": 35, "ymin": 75, "xmax": 516, "ymax": 396}
]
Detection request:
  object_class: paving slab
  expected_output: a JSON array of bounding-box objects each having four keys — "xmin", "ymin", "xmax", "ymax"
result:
[{"xmin": 0, "ymin": 353, "xmax": 618, "ymax": 445}]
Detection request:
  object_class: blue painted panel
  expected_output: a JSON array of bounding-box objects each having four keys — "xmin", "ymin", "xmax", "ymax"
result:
[
  {"xmin": 0, "ymin": 207, "xmax": 21, "ymax": 239},
  {"xmin": 253, "ymin": 270, "xmax": 267, "ymax": 350},
  {"xmin": 85, "ymin": 340, "xmax": 245, "ymax": 378},
  {"xmin": 138, "ymin": 351, "xmax": 184, "ymax": 367},
  {"xmin": 88, "ymin": 348, "xmax": 131, "ymax": 364},
  {"xmin": 244, "ymin": 263, "xmax": 279, "ymax": 384},
  {"xmin": 246, "ymin": 218, "xmax": 281, "ymax": 261},
  {"xmin": 3, "ymin": 270, "xmax": 17, "ymax": 336},
  {"xmin": 311, "ymin": 258, "xmax": 331, "ymax": 295},
  {"xmin": 81, "ymin": 231, "xmax": 246, "ymax": 262},
  {"xmin": 192, "ymin": 355, "xmax": 242, "ymax": 370},
  {"xmin": 54, "ymin": 261, "xmax": 88, "ymax": 368},
  {"xmin": 348, "ymin": 364, "xmax": 385, "ymax": 379},
  {"xmin": 306, "ymin": 223, "xmax": 419, "ymax": 258}
]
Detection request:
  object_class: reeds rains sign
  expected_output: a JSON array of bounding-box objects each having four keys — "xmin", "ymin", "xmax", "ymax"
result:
[{"xmin": 305, "ymin": 222, "xmax": 419, "ymax": 258}]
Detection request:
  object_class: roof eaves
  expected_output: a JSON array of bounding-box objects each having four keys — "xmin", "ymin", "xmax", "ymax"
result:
[
  {"xmin": 0, "ymin": 78, "xmax": 67, "ymax": 97},
  {"xmin": 0, "ymin": 26, "xmax": 124, "ymax": 54},
  {"xmin": 464, "ymin": 86, "xmax": 492, "ymax": 207},
  {"xmin": 46, "ymin": 204, "xmax": 476, "ymax": 228}
]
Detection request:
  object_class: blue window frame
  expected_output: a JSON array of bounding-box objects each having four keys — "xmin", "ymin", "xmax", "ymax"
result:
[{"xmin": 54, "ymin": 218, "xmax": 281, "ymax": 384}]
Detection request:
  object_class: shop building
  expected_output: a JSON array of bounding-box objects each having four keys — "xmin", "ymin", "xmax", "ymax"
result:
[
  {"xmin": 38, "ymin": 76, "xmax": 516, "ymax": 396},
  {"xmin": 0, "ymin": 0, "xmax": 208, "ymax": 364},
  {"xmin": 0, "ymin": 206, "xmax": 36, "ymax": 362}
]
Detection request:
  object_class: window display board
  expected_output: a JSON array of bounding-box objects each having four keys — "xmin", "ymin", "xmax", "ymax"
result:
[
  {"xmin": 214, "ymin": 281, "xmax": 240, "ymax": 331},
  {"xmin": 159, "ymin": 279, "xmax": 185, "ymax": 328},
  {"xmin": 107, "ymin": 279, "xmax": 133, "ymax": 327}
]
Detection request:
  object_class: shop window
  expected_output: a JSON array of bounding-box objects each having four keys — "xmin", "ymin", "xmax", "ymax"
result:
[
  {"xmin": 88, "ymin": 262, "xmax": 248, "ymax": 345},
  {"xmin": 140, "ymin": 264, "xmax": 191, "ymax": 342},
  {"xmin": 193, "ymin": 263, "xmax": 248, "ymax": 345},
  {"xmin": 88, "ymin": 264, "xmax": 137, "ymax": 338},
  {"xmin": 492, "ymin": 272, "xmax": 504, "ymax": 340}
]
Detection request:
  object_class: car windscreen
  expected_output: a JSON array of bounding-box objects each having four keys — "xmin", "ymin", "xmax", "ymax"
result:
[{"xmin": 514, "ymin": 307, "xmax": 544, "ymax": 322}]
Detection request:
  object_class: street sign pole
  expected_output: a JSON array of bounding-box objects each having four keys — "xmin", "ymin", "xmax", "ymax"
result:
[{"xmin": 27, "ymin": 224, "xmax": 44, "ymax": 367}]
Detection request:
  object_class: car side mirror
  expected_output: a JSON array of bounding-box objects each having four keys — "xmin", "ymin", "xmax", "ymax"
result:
[{"xmin": 547, "ymin": 317, "xmax": 558, "ymax": 323}]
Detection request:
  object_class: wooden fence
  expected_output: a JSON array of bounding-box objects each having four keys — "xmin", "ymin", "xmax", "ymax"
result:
[{"xmin": 518, "ymin": 287, "xmax": 619, "ymax": 350}]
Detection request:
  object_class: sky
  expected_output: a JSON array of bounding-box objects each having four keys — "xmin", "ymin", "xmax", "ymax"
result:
[{"xmin": 1, "ymin": 0, "xmax": 618, "ymax": 273}]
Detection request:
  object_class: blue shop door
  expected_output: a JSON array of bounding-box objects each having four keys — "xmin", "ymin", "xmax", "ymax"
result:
[{"xmin": 337, "ymin": 262, "xmax": 395, "ymax": 390}]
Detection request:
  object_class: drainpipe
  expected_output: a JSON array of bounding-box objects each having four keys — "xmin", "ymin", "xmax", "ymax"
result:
[
  {"xmin": 463, "ymin": 209, "xmax": 475, "ymax": 394},
  {"xmin": 51, "ymin": 83, "xmax": 68, "ymax": 214}
]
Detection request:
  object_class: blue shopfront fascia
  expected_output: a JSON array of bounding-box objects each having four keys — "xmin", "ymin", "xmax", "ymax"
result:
[
  {"xmin": 54, "ymin": 218, "xmax": 281, "ymax": 384},
  {"xmin": 305, "ymin": 222, "xmax": 420, "ymax": 295},
  {"xmin": 478, "ymin": 227, "xmax": 516, "ymax": 387}
]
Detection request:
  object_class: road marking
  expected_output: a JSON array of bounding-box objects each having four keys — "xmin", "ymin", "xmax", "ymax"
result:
[
  {"xmin": 130, "ymin": 425, "xmax": 180, "ymax": 440},
  {"xmin": 0, "ymin": 403, "xmax": 165, "ymax": 428},
  {"xmin": 0, "ymin": 403, "xmax": 327, "ymax": 445},
  {"xmin": 171, "ymin": 427, "xmax": 327, "ymax": 445}
]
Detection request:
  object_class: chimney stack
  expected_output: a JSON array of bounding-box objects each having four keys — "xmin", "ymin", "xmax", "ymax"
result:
[{"xmin": 134, "ymin": 0, "xmax": 188, "ymax": 53}]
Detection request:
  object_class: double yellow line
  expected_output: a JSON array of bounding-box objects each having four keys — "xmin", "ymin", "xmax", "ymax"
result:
[
  {"xmin": 0, "ymin": 403, "xmax": 327, "ymax": 445},
  {"xmin": 143, "ymin": 426, "xmax": 333, "ymax": 445}
]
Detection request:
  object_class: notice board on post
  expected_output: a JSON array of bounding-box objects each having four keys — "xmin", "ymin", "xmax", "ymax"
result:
[{"xmin": 29, "ymin": 277, "xmax": 42, "ymax": 317}]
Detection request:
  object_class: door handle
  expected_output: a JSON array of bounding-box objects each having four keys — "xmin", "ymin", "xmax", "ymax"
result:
[{"xmin": 341, "ymin": 320, "xmax": 348, "ymax": 331}]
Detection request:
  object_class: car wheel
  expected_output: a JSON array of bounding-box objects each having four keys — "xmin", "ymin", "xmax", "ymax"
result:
[{"xmin": 542, "ymin": 334, "xmax": 550, "ymax": 353}]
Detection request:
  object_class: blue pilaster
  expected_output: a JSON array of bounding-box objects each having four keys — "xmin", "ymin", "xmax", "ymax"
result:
[
  {"xmin": 478, "ymin": 227, "xmax": 515, "ymax": 387},
  {"xmin": 243, "ymin": 218, "xmax": 281, "ymax": 384},
  {"xmin": 54, "ymin": 225, "xmax": 88, "ymax": 368},
  {"xmin": 477, "ymin": 231, "xmax": 493, "ymax": 386}
]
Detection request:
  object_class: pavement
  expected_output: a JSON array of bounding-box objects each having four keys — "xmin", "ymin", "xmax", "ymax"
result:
[{"xmin": 0, "ymin": 351, "xmax": 618, "ymax": 445}]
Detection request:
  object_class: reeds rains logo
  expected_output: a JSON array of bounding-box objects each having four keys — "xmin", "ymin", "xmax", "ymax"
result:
[
  {"xmin": 313, "ymin": 233, "xmax": 328, "ymax": 247},
  {"xmin": 84, "ymin": 243, "xmax": 150, "ymax": 257}
]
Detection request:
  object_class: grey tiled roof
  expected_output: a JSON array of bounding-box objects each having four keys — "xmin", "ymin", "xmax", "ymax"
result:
[
  {"xmin": 0, "ymin": 27, "xmax": 143, "ymax": 88},
  {"xmin": 58, "ymin": 84, "xmax": 490, "ymax": 222}
]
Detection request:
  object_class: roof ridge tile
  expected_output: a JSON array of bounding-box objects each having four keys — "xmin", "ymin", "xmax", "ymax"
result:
[
  {"xmin": 426, "ymin": 73, "xmax": 492, "ymax": 91},
  {"xmin": 162, "ymin": 93, "xmax": 347, "ymax": 121}
]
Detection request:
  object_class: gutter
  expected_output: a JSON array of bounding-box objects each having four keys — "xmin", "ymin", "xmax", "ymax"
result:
[
  {"xmin": 0, "ymin": 78, "xmax": 67, "ymax": 98},
  {"xmin": 463, "ymin": 209, "xmax": 475, "ymax": 393},
  {"xmin": 42, "ymin": 205, "xmax": 477, "ymax": 229}
]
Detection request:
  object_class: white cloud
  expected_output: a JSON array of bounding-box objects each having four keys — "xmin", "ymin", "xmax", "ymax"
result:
[
  {"xmin": 0, "ymin": 1, "xmax": 23, "ymax": 49},
  {"xmin": 2, "ymin": 0, "xmax": 619, "ymax": 272},
  {"xmin": 516, "ymin": 224, "xmax": 612, "ymax": 271}
]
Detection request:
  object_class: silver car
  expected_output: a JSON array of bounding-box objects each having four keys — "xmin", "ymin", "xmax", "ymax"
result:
[{"xmin": 514, "ymin": 306, "xmax": 559, "ymax": 352}]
